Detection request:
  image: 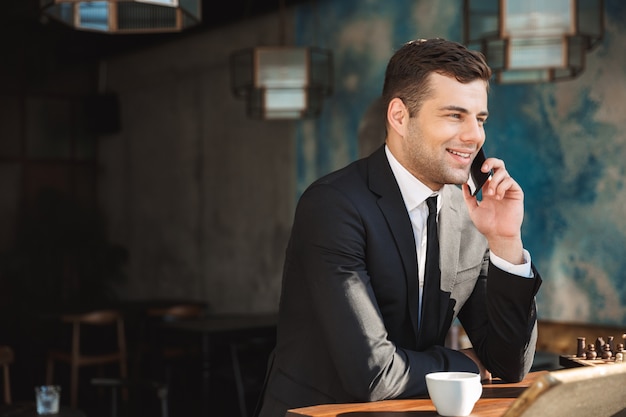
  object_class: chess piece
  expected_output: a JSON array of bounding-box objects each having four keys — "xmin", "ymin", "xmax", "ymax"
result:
[
  {"xmin": 607, "ymin": 336, "xmax": 615, "ymax": 354},
  {"xmin": 615, "ymin": 343, "xmax": 624, "ymax": 363},
  {"xmin": 601, "ymin": 343, "xmax": 612, "ymax": 360},
  {"xmin": 576, "ymin": 337, "xmax": 586, "ymax": 358},
  {"xmin": 595, "ymin": 337, "xmax": 605, "ymax": 354},
  {"xmin": 586, "ymin": 344, "xmax": 597, "ymax": 360}
]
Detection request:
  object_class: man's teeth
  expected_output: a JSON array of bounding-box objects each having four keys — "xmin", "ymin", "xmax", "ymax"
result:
[{"xmin": 449, "ymin": 150, "xmax": 471, "ymax": 158}]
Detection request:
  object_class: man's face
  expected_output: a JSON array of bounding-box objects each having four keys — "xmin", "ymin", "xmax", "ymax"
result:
[{"xmin": 402, "ymin": 72, "xmax": 488, "ymax": 191}]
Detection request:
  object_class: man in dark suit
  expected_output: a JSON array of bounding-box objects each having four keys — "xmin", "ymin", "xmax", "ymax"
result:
[{"xmin": 257, "ymin": 38, "xmax": 542, "ymax": 417}]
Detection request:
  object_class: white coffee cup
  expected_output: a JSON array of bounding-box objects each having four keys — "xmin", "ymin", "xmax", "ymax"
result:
[{"xmin": 425, "ymin": 371, "xmax": 482, "ymax": 417}]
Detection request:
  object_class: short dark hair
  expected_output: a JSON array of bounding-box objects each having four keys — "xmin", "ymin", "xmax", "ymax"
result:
[{"xmin": 382, "ymin": 38, "xmax": 492, "ymax": 117}]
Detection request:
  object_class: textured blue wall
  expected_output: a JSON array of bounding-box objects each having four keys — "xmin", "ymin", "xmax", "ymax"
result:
[{"xmin": 295, "ymin": 0, "xmax": 626, "ymax": 326}]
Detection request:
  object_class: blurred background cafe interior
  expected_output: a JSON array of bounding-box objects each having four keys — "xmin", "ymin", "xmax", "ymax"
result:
[{"xmin": 0, "ymin": 0, "xmax": 624, "ymax": 416}]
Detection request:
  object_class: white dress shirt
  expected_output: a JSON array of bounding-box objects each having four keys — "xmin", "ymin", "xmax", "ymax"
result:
[{"xmin": 384, "ymin": 146, "xmax": 532, "ymax": 320}]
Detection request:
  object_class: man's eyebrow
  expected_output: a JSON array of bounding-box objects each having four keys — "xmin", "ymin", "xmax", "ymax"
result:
[{"xmin": 440, "ymin": 105, "xmax": 489, "ymax": 118}]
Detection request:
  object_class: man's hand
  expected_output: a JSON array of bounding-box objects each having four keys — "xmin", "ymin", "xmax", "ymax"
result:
[
  {"xmin": 462, "ymin": 157, "xmax": 525, "ymax": 265},
  {"xmin": 460, "ymin": 348, "xmax": 492, "ymax": 382}
]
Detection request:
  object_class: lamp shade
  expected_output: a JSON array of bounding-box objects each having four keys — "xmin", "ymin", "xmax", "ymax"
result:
[
  {"xmin": 464, "ymin": 0, "xmax": 604, "ymax": 83},
  {"xmin": 40, "ymin": 0, "xmax": 201, "ymax": 34},
  {"xmin": 231, "ymin": 46, "xmax": 333, "ymax": 120}
]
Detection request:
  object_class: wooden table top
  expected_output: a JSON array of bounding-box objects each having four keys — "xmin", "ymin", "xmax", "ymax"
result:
[{"xmin": 286, "ymin": 371, "xmax": 546, "ymax": 417}]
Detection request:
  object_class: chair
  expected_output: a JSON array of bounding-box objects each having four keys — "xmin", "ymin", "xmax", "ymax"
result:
[
  {"xmin": 145, "ymin": 303, "xmax": 206, "ymax": 321},
  {"xmin": 140, "ymin": 303, "xmax": 206, "ymax": 366},
  {"xmin": 46, "ymin": 309, "xmax": 128, "ymax": 408},
  {"xmin": 139, "ymin": 303, "xmax": 206, "ymax": 415},
  {"xmin": 144, "ymin": 303, "xmax": 207, "ymax": 359},
  {"xmin": 0, "ymin": 345, "xmax": 14, "ymax": 404}
]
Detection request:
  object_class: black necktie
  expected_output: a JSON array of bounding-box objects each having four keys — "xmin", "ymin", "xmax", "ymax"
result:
[{"xmin": 419, "ymin": 195, "xmax": 441, "ymax": 348}]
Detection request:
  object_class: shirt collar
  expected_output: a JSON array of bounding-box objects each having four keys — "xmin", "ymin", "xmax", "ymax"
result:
[{"xmin": 385, "ymin": 145, "xmax": 438, "ymax": 212}]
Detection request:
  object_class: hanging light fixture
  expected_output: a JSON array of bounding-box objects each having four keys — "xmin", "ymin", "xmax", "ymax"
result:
[
  {"xmin": 230, "ymin": 0, "xmax": 333, "ymax": 120},
  {"xmin": 464, "ymin": 0, "xmax": 604, "ymax": 83},
  {"xmin": 40, "ymin": 0, "xmax": 201, "ymax": 34}
]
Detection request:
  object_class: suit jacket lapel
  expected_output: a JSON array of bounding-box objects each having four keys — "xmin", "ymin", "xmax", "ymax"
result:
[
  {"xmin": 437, "ymin": 185, "xmax": 462, "ymax": 337},
  {"xmin": 439, "ymin": 186, "xmax": 462, "ymax": 293},
  {"xmin": 367, "ymin": 146, "xmax": 420, "ymax": 339}
]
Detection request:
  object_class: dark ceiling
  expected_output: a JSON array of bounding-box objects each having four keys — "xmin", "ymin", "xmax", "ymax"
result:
[{"xmin": 3, "ymin": 0, "xmax": 309, "ymax": 63}]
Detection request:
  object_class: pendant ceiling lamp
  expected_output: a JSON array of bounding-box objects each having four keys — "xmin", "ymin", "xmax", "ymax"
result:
[
  {"xmin": 230, "ymin": 0, "xmax": 333, "ymax": 120},
  {"xmin": 40, "ymin": 0, "xmax": 201, "ymax": 34},
  {"xmin": 464, "ymin": 0, "xmax": 604, "ymax": 84}
]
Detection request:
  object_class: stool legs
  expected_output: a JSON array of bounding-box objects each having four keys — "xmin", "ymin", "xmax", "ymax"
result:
[{"xmin": 2, "ymin": 362, "xmax": 11, "ymax": 404}]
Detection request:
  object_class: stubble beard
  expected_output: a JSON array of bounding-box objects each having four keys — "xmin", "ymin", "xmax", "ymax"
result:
[{"xmin": 405, "ymin": 128, "xmax": 470, "ymax": 188}]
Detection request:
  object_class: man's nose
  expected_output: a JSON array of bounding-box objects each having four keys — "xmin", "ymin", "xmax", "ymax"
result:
[{"xmin": 460, "ymin": 119, "xmax": 485, "ymax": 143}]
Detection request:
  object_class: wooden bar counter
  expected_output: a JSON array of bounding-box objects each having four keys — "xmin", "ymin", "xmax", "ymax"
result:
[{"xmin": 286, "ymin": 371, "xmax": 546, "ymax": 417}]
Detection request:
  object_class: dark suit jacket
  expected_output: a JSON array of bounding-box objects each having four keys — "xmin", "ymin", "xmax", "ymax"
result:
[{"xmin": 257, "ymin": 145, "xmax": 542, "ymax": 417}]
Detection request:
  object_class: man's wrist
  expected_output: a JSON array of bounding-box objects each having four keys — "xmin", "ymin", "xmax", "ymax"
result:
[
  {"xmin": 490, "ymin": 249, "xmax": 532, "ymax": 278},
  {"xmin": 487, "ymin": 236, "xmax": 524, "ymax": 265}
]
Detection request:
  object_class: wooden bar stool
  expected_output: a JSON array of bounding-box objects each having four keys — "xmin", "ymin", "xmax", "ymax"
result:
[
  {"xmin": 136, "ymin": 302, "xmax": 207, "ymax": 362},
  {"xmin": 46, "ymin": 309, "xmax": 128, "ymax": 408},
  {"xmin": 144, "ymin": 303, "xmax": 207, "ymax": 360},
  {"xmin": 138, "ymin": 302, "xmax": 206, "ymax": 414}
]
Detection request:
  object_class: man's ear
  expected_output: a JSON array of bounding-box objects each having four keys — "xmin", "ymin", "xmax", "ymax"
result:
[{"xmin": 387, "ymin": 98, "xmax": 408, "ymax": 137}]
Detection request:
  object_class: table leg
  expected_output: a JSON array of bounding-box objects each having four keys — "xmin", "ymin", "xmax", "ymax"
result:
[{"xmin": 200, "ymin": 331, "xmax": 211, "ymax": 417}]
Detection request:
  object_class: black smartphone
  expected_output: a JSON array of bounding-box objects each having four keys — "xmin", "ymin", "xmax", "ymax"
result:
[{"xmin": 467, "ymin": 147, "xmax": 492, "ymax": 197}]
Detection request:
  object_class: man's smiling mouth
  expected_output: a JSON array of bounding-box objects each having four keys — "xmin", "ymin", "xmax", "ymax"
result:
[{"xmin": 448, "ymin": 149, "xmax": 472, "ymax": 159}]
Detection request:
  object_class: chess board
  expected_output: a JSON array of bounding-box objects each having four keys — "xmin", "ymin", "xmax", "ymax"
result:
[
  {"xmin": 557, "ymin": 332, "xmax": 625, "ymax": 369},
  {"xmin": 559, "ymin": 354, "xmax": 621, "ymax": 368}
]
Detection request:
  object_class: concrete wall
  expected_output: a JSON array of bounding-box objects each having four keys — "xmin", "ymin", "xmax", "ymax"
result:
[{"xmin": 100, "ymin": 13, "xmax": 301, "ymax": 313}]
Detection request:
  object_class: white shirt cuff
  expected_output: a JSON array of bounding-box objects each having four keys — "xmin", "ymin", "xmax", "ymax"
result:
[{"xmin": 490, "ymin": 249, "xmax": 533, "ymax": 278}]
